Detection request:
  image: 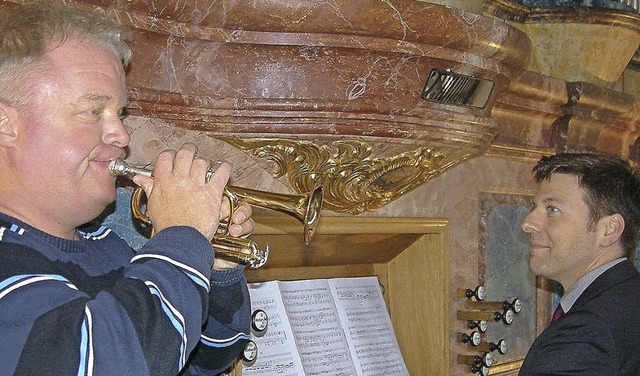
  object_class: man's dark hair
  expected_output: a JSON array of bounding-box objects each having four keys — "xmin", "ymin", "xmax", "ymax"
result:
[{"xmin": 533, "ymin": 153, "xmax": 640, "ymax": 258}]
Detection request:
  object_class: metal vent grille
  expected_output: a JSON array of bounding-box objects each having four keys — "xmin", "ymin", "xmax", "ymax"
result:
[{"xmin": 421, "ymin": 69, "xmax": 494, "ymax": 108}]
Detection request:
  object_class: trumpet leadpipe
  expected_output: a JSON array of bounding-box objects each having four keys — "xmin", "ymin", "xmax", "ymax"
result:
[{"xmin": 109, "ymin": 158, "xmax": 215, "ymax": 182}]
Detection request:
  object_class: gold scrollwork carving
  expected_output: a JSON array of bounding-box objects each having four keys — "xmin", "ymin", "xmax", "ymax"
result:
[{"xmin": 217, "ymin": 137, "xmax": 451, "ymax": 214}]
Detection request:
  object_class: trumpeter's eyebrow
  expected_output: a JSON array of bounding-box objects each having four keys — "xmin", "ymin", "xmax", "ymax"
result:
[
  {"xmin": 71, "ymin": 93, "xmax": 128, "ymax": 112},
  {"xmin": 79, "ymin": 94, "xmax": 113, "ymax": 105}
]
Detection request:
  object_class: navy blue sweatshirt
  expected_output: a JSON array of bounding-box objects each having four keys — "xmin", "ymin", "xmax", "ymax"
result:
[{"xmin": 0, "ymin": 213, "xmax": 250, "ymax": 375}]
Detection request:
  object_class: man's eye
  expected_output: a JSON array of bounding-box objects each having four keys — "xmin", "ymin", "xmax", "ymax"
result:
[
  {"xmin": 546, "ymin": 206, "xmax": 559, "ymax": 214},
  {"xmin": 118, "ymin": 107, "xmax": 128, "ymax": 120},
  {"xmin": 88, "ymin": 109, "xmax": 102, "ymax": 118}
]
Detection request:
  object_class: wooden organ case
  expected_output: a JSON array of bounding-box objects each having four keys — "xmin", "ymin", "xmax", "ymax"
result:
[{"xmin": 232, "ymin": 214, "xmax": 451, "ymax": 375}]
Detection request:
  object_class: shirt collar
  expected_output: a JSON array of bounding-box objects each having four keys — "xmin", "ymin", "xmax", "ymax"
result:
[{"xmin": 559, "ymin": 257, "xmax": 626, "ymax": 312}]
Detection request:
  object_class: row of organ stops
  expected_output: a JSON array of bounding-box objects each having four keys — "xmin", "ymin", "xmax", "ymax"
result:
[
  {"xmin": 456, "ymin": 286, "xmax": 521, "ymax": 375},
  {"xmin": 241, "ymin": 309, "xmax": 269, "ymax": 365}
]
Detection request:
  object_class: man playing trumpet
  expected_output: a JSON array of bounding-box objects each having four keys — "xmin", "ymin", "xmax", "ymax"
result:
[{"xmin": 0, "ymin": 2, "xmax": 253, "ymax": 375}]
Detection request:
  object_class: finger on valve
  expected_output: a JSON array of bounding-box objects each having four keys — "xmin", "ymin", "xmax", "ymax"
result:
[{"xmin": 228, "ymin": 203, "xmax": 254, "ymax": 238}]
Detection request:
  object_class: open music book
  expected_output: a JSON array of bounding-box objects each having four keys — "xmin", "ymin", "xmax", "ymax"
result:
[{"xmin": 243, "ymin": 276, "xmax": 409, "ymax": 376}]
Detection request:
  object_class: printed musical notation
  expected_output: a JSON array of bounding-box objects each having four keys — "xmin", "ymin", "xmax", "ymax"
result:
[
  {"xmin": 330, "ymin": 277, "xmax": 409, "ymax": 376},
  {"xmin": 242, "ymin": 282, "xmax": 306, "ymax": 376},
  {"xmin": 243, "ymin": 277, "xmax": 409, "ymax": 376}
]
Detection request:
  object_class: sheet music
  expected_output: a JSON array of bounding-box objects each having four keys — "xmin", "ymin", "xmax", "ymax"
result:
[
  {"xmin": 329, "ymin": 277, "xmax": 409, "ymax": 376},
  {"xmin": 244, "ymin": 277, "xmax": 408, "ymax": 376},
  {"xmin": 278, "ymin": 279, "xmax": 358, "ymax": 376},
  {"xmin": 243, "ymin": 282, "xmax": 305, "ymax": 376}
]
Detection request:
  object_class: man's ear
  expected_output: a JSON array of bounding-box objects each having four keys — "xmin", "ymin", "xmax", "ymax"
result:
[
  {"xmin": 599, "ymin": 213, "xmax": 625, "ymax": 248},
  {"xmin": 0, "ymin": 102, "xmax": 18, "ymax": 147}
]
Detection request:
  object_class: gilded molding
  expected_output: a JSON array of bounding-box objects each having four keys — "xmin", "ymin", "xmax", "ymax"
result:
[{"xmin": 217, "ymin": 137, "xmax": 452, "ymax": 214}]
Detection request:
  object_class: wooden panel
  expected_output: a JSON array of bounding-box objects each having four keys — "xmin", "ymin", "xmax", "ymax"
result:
[
  {"xmin": 382, "ymin": 232, "xmax": 450, "ymax": 376},
  {"xmin": 246, "ymin": 264, "xmax": 376, "ymax": 283},
  {"xmin": 248, "ymin": 214, "xmax": 447, "ymax": 267},
  {"xmin": 248, "ymin": 232, "xmax": 422, "ymax": 268}
]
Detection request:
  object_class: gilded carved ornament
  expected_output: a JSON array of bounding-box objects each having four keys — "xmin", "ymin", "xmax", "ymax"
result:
[{"xmin": 216, "ymin": 137, "xmax": 451, "ymax": 214}]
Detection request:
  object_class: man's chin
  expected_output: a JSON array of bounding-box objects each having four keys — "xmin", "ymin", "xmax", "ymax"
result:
[
  {"xmin": 86, "ymin": 187, "xmax": 117, "ymax": 216},
  {"xmin": 528, "ymin": 257, "xmax": 544, "ymax": 276}
]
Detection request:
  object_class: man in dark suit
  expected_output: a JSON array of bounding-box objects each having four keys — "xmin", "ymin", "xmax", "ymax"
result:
[{"xmin": 519, "ymin": 153, "xmax": 640, "ymax": 375}]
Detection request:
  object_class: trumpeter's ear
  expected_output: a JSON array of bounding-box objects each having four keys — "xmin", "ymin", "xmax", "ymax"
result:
[
  {"xmin": 598, "ymin": 213, "xmax": 625, "ymax": 248},
  {"xmin": 0, "ymin": 102, "xmax": 18, "ymax": 147}
]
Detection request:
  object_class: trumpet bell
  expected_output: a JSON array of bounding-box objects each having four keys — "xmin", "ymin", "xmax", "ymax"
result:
[{"xmin": 228, "ymin": 185, "xmax": 323, "ymax": 245}]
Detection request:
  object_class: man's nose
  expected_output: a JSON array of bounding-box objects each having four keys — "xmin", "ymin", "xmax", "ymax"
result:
[
  {"xmin": 103, "ymin": 117, "xmax": 130, "ymax": 147},
  {"xmin": 521, "ymin": 211, "xmax": 539, "ymax": 234}
]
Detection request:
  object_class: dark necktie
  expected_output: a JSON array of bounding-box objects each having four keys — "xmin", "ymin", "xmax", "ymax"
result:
[{"xmin": 552, "ymin": 304, "xmax": 565, "ymax": 321}]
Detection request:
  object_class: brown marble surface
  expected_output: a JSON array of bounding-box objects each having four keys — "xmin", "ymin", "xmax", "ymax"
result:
[
  {"xmin": 490, "ymin": 69, "xmax": 640, "ymax": 161},
  {"xmin": 112, "ymin": 0, "xmax": 529, "ymax": 161}
]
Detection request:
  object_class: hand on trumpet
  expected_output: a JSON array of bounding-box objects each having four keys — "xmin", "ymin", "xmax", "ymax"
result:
[
  {"xmin": 214, "ymin": 202, "xmax": 254, "ymax": 270},
  {"xmin": 131, "ymin": 143, "xmax": 254, "ymax": 270}
]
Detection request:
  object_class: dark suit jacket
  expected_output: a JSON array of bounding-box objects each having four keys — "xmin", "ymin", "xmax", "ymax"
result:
[{"xmin": 519, "ymin": 260, "xmax": 640, "ymax": 375}]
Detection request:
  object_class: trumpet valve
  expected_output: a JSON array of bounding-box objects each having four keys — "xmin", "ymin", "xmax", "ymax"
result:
[{"xmin": 250, "ymin": 244, "xmax": 269, "ymax": 269}]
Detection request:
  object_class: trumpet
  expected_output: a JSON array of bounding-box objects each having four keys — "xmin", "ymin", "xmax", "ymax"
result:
[{"xmin": 108, "ymin": 158, "xmax": 323, "ymax": 269}]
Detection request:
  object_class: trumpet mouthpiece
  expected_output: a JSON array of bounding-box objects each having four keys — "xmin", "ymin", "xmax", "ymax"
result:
[
  {"xmin": 108, "ymin": 158, "xmax": 153, "ymax": 178},
  {"xmin": 108, "ymin": 158, "xmax": 127, "ymax": 177}
]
